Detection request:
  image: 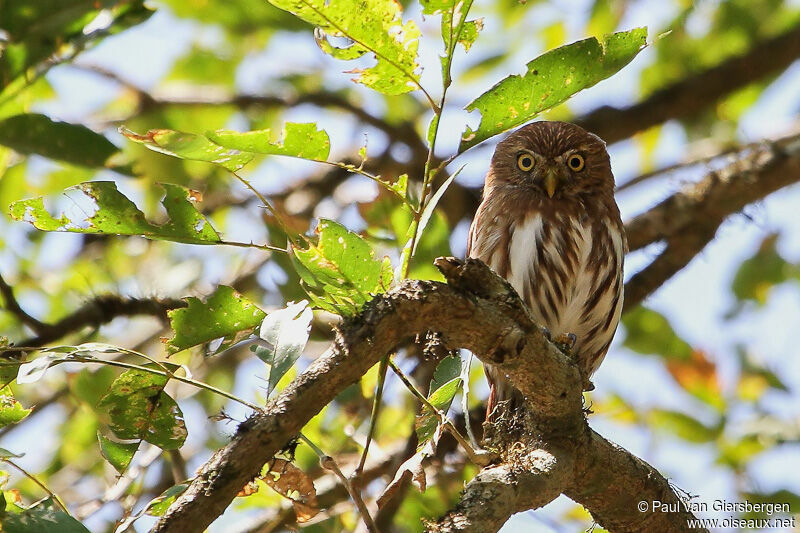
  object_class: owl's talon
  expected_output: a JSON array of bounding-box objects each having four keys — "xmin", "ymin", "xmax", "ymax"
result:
[{"xmin": 554, "ymin": 332, "xmax": 577, "ymax": 350}]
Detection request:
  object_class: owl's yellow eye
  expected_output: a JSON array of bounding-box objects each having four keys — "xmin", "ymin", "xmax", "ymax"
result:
[
  {"xmin": 517, "ymin": 153, "xmax": 535, "ymax": 171},
  {"xmin": 567, "ymin": 154, "xmax": 585, "ymax": 171}
]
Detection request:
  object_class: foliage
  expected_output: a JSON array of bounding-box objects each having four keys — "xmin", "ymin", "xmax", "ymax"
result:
[{"xmin": 1, "ymin": 0, "xmax": 799, "ymax": 530}]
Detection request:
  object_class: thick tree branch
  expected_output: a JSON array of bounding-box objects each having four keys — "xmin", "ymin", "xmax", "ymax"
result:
[
  {"xmin": 152, "ymin": 259, "xmax": 701, "ymax": 533},
  {"xmin": 576, "ymin": 24, "xmax": 800, "ymax": 144},
  {"xmin": 624, "ymin": 132, "xmax": 800, "ymax": 309}
]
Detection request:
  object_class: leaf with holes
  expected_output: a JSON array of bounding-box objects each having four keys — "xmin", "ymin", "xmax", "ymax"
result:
[
  {"xmin": 122, "ymin": 128, "xmax": 253, "ymax": 171},
  {"xmin": 261, "ymin": 459, "xmax": 319, "ymax": 523},
  {"xmin": 166, "ymin": 286, "xmax": 267, "ymax": 354},
  {"xmin": 270, "ymin": 0, "xmax": 421, "ymax": 95},
  {"xmin": 9, "ymin": 182, "xmax": 221, "ymax": 245},
  {"xmin": 460, "ymin": 28, "xmax": 647, "ymax": 151},
  {"xmin": 291, "ymin": 219, "xmax": 393, "ymax": 316},
  {"xmin": 0, "ymin": 393, "xmax": 30, "ymax": 429},
  {"xmin": 97, "ymin": 363, "xmax": 187, "ymax": 450}
]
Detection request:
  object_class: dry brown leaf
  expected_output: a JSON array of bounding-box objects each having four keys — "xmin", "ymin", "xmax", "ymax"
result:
[
  {"xmin": 262, "ymin": 458, "xmax": 319, "ymax": 523},
  {"xmin": 377, "ymin": 425, "xmax": 443, "ymax": 508}
]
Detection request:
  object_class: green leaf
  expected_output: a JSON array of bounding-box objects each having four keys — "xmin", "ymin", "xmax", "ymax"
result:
[
  {"xmin": 647, "ymin": 409, "xmax": 721, "ymax": 443},
  {"xmin": 459, "ymin": 28, "xmax": 648, "ymax": 151},
  {"xmin": 0, "ymin": 448, "xmax": 23, "ymax": 459},
  {"xmin": 730, "ymin": 234, "xmax": 797, "ymax": 308},
  {"xmin": 291, "ymin": 219, "xmax": 393, "ymax": 316},
  {"xmin": 97, "ymin": 432, "xmax": 139, "ymax": 474},
  {"xmin": 0, "ymin": 114, "xmax": 119, "ymax": 168},
  {"xmin": 622, "ymin": 306, "xmax": 693, "ymax": 361},
  {"xmin": 415, "ymin": 355, "xmax": 462, "ymax": 446},
  {"xmin": 207, "ymin": 123, "xmax": 331, "ymax": 161},
  {"xmin": 0, "ymin": 497, "xmax": 90, "ymax": 533},
  {"xmin": 166, "ymin": 286, "xmax": 267, "ymax": 354},
  {"xmin": 0, "ymin": 393, "xmax": 30, "ymax": 429},
  {"xmin": 270, "ymin": 0, "xmax": 421, "ymax": 95},
  {"xmin": 9, "ymin": 182, "xmax": 222, "ymax": 245},
  {"xmin": 122, "ymin": 128, "xmax": 253, "ymax": 171},
  {"xmin": 97, "ymin": 363, "xmax": 187, "ymax": 450},
  {"xmin": 253, "ymin": 300, "xmax": 313, "ymax": 395},
  {"xmin": 146, "ymin": 484, "xmax": 190, "ymax": 517}
]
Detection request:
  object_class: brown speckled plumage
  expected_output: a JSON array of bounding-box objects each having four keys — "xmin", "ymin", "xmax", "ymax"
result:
[{"xmin": 468, "ymin": 121, "xmax": 626, "ymax": 417}]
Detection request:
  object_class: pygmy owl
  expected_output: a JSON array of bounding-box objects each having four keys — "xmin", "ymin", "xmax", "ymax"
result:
[{"xmin": 467, "ymin": 121, "xmax": 626, "ymax": 417}]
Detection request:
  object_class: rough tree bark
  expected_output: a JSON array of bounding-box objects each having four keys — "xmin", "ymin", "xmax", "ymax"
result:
[
  {"xmin": 149, "ymin": 130, "xmax": 800, "ymax": 533},
  {"xmin": 151, "ymin": 259, "xmax": 705, "ymax": 533}
]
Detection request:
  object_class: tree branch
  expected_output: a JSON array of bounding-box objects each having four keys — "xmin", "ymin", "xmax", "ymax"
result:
[
  {"xmin": 12, "ymin": 295, "xmax": 185, "ymax": 352},
  {"xmin": 576, "ymin": 24, "xmax": 800, "ymax": 144},
  {"xmin": 152, "ymin": 259, "xmax": 701, "ymax": 533},
  {"xmin": 623, "ymin": 132, "xmax": 800, "ymax": 310}
]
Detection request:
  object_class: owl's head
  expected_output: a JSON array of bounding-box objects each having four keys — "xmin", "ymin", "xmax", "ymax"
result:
[{"xmin": 488, "ymin": 121, "xmax": 614, "ymax": 199}]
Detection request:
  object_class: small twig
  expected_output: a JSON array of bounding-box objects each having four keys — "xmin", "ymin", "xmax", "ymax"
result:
[
  {"xmin": 388, "ymin": 359, "xmax": 496, "ymax": 466},
  {"xmin": 3, "ymin": 458, "xmax": 70, "ymax": 514},
  {"xmin": 298, "ymin": 434, "xmax": 378, "ymax": 533},
  {"xmin": 354, "ymin": 357, "xmax": 390, "ymax": 478},
  {"xmin": 0, "ymin": 274, "xmax": 50, "ymax": 335}
]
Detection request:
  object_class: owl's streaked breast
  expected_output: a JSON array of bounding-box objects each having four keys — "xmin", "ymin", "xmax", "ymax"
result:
[{"xmin": 472, "ymin": 209, "xmax": 624, "ymax": 377}]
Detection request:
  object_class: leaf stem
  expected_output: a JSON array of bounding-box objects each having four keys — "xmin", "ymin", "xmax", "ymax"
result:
[
  {"xmin": 3, "ymin": 458, "xmax": 70, "ymax": 514},
  {"xmin": 388, "ymin": 359, "xmax": 494, "ymax": 467},
  {"xmin": 55, "ymin": 353, "xmax": 264, "ymax": 412}
]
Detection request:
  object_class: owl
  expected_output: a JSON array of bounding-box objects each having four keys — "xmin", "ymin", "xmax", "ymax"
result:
[{"xmin": 467, "ymin": 121, "xmax": 626, "ymax": 417}]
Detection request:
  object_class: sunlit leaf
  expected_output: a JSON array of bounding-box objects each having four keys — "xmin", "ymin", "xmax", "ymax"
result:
[
  {"xmin": 0, "ymin": 393, "xmax": 30, "ymax": 429},
  {"xmin": 291, "ymin": 219, "xmax": 393, "ymax": 316},
  {"xmin": 122, "ymin": 128, "xmax": 253, "ymax": 171},
  {"xmin": 146, "ymin": 484, "xmax": 190, "ymax": 517},
  {"xmin": 208, "ymin": 123, "xmax": 330, "ymax": 161},
  {"xmin": 0, "ymin": 497, "xmax": 90, "ymax": 533},
  {"xmin": 460, "ymin": 28, "xmax": 648, "ymax": 150},
  {"xmin": 0, "ymin": 114, "xmax": 119, "ymax": 168},
  {"xmin": 270, "ymin": 0, "xmax": 421, "ymax": 95},
  {"xmin": 9, "ymin": 182, "xmax": 222, "ymax": 245},
  {"xmin": 415, "ymin": 354, "xmax": 462, "ymax": 446},
  {"xmin": 261, "ymin": 458, "xmax": 319, "ymax": 523},
  {"xmin": 253, "ymin": 300, "xmax": 313, "ymax": 395},
  {"xmin": 97, "ymin": 432, "xmax": 139, "ymax": 474},
  {"xmin": 97, "ymin": 363, "xmax": 187, "ymax": 450},
  {"xmin": 166, "ymin": 285, "xmax": 267, "ymax": 354}
]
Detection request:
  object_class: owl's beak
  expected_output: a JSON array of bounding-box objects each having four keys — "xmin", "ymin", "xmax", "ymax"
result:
[{"xmin": 543, "ymin": 168, "xmax": 559, "ymax": 198}]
